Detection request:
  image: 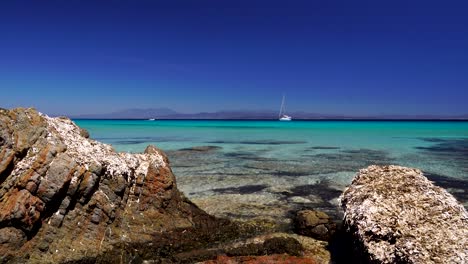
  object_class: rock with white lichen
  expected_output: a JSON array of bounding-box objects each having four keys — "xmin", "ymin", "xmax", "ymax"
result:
[
  {"xmin": 340, "ymin": 165, "xmax": 468, "ymax": 264},
  {"xmin": 0, "ymin": 108, "xmax": 236, "ymax": 263}
]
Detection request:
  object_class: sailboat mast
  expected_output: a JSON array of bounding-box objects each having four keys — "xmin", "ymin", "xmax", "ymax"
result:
[{"xmin": 279, "ymin": 95, "xmax": 285, "ymax": 118}]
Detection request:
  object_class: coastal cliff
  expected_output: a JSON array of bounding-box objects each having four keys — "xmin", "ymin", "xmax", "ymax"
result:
[
  {"xmin": 341, "ymin": 165, "xmax": 468, "ymax": 263},
  {"xmin": 0, "ymin": 108, "xmax": 235, "ymax": 263}
]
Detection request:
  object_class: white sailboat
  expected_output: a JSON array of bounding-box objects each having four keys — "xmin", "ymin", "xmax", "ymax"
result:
[{"xmin": 279, "ymin": 95, "xmax": 292, "ymax": 121}]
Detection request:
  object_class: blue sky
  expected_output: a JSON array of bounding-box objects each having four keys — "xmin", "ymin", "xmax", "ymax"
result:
[{"xmin": 1, "ymin": 0, "xmax": 467, "ymax": 116}]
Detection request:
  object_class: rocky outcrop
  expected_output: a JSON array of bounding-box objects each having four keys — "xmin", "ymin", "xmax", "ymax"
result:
[
  {"xmin": 0, "ymin": 108, "xmax": 235, "ymax": 263},
  {"xmin": 340, "ymin": 165, "xmax": 468, "ymax": 263}
]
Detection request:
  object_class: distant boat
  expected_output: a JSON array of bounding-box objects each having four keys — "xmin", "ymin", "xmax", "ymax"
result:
[
  {"xmin": 148, "ymin": 118, "xmax": 156, "ymax": 121},
  {"xmin": 279, "ymin": 95, "xmax": 292, "ymax": 121}
]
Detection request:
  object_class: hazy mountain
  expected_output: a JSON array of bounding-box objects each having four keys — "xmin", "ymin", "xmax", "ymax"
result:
[
  {"xmin": 168, "ymin": 110, "xmax": 278, "ymax": 119},
  {"xmin": 71, "ymin": 108, "xmax": 468, "ymax": 120},
  {"xmin": 74, "ymin": 108, "xmax": 179, "ymax": 119}
]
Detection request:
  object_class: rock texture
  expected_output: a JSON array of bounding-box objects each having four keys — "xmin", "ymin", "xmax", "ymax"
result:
[
  {"xmin": 340, "ymin": 165, "xmax": 468, "ymax": 263},
  {"xmin": 293, "ymin": 210, "xmax": 336, "ymax": 241},
  {"xmin": 0, "ymin": 108, "xmax": 233, "ymax": 263},
  {"xmin": 196, "ymin": 232, "xmax": 330, "ymax": 264},
  {"xmin": 201, "ymin": 254, "xmax": 318, "ymax": 264}
]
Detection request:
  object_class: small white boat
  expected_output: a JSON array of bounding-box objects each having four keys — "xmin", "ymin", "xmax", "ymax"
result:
[
  {"xmin": 148, "ymin": 118, "xmax": 156, "ymax": 121},
  {"xmin": 279, "ymin": 115, "xmax": 292, "ymax": 121},
  {"xmin": 279, "ymin": 95, "xmax": 292, "ymax": 121}
]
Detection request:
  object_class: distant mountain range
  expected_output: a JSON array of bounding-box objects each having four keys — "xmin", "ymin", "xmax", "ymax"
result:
[
  {"xmin": 75, "ymin": 108, "xmax": 179, "ymax": 119},
  {"xmin": 71, "ymin": 108, "xmax": 468, "ymax": 120}
]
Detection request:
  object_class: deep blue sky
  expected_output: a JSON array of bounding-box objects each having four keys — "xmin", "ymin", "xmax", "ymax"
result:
[{"xmin": 1, "ymin": 0, "xmax": 467, "ymax": 116}]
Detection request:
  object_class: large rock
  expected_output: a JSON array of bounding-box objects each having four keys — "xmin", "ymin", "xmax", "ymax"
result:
[
  {"xmin": 340, "ymin": 165, "xmax": 468, "ymax": 263},
  {"xmin": 0, "ymin": 108, "xmax": 232, "ymax": 263}
]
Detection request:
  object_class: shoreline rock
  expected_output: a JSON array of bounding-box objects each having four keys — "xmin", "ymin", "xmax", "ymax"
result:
[
  {"xmin": 340, "ymin": 165, "xmax": 468, "ymax": 263},
  {"xmin": 0, "ymin": 108, "xmax": 239, "ymax": 263}
]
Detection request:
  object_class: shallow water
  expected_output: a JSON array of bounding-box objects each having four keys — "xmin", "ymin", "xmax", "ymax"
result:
[{"xmin": 75, "ymin": 120, "xmax": 468, "ymax": 222}]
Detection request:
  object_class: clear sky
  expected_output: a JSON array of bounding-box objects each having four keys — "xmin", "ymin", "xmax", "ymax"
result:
[{"xmin": 1, "ymin": 0, "xmax": 467, "ymax": 116}]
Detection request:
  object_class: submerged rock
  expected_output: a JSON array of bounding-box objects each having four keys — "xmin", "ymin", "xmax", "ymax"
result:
[
  {"xmin": 197, "ymin": 232, "xmax": 330, "ymax": 264},
  {"xmin": 340, "ymin": 165, "xmax": 468, "ymax": 263},
  {"xmin": 0, "ymin": 108, "xmax": 233, "ymax": 263},
  {"xmin": 201, "ymin": 254, "xmax": 318, "ymax": 264},
  {"xmin": 293, "ymin": 210, "xmax": 336, "ymax": 241},
  {"xmin": 178, "ymin": 145, "xmax": 222, "ymax": 152}
]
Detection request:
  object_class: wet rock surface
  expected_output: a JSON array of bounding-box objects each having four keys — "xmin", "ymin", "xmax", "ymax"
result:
[
  {"xmin": 293, "ymin": 210, "xmax": 336, "ymax": 241},
  {"xmin": 341, "ymin": 165, "xmax": 468, "ymax": 264},
  {"xmin": 201, "ymin": 255, "xmax": 318, "ymax": 264},
  {"xmin": 195, "ymin": 232, "xmax": 330, "ymax": 264}
]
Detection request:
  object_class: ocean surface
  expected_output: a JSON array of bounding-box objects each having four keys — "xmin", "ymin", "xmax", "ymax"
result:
[{"xmin": 75, "ymin": 120, "xmax": 468, "ymax": 223}]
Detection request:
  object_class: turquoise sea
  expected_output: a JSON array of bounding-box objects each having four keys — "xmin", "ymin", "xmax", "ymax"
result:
[{"xmin": 75, "ymin": 120, "xmax": 468, "ymax": 222}]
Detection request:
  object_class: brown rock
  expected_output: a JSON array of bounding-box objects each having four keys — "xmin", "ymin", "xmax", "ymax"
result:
[
  {"xmin": 263, "ymin": 236, "xmax": 303, "ymax": 256},
  {"xmin": 294, "ymin": 210, "xmax": 336, "ymax": 241},
  {"xmin": 79, "ymin": 127, "xmax": 90, "ymax": 138},
  {"xmin": 202, "ymin": 254, "xmax": 318, "ymax": 264},
  {"xmin": 0, "ymin": 108, "xmax": 232, "ymax": 263},
  {"xmin": 0, "ymin": 227, "xmax": 26, "ymax": 252},
  {"xmin": 145, "ymin": 144, "xmax": 170, "ymax": 163},
  {"xmin": 192, "ymin": 232, "xmax": 330, "ymax": 264},
  {"xmin": 0, "ymin": 189, "xmax": 44, "ymax": 232}
]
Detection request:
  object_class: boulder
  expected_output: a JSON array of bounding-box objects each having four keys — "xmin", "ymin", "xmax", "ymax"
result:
[
  {"xmin": 340, "ymin": 165, "xmax": 468, "ymax": 263},
  {"xmin": 293, "ymin": 210, "xmax": 336, "ymax": 241},
  {"xmin": 0, "ymin": 108, "xmax": 232, "ymax": 263}
]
